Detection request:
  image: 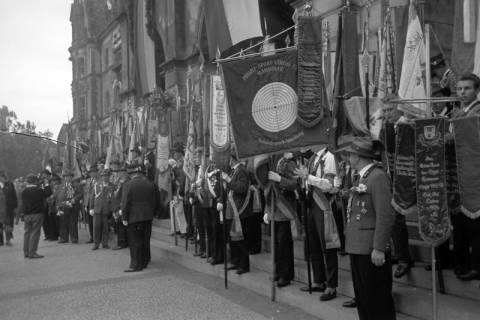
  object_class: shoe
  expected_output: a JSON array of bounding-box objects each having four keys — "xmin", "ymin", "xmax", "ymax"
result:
[
  {"xmin": 92, "ymin": 245, "xmax": 99, "ymax": 250},
  {"xmin": 71, "ymin": 240, "xmax": 78, "ymax": 244},
  {"xmin": 200, "ymin": 253, "xmax": 207, "ymax": 259},
  {"xmin": 227, "ymin": 265, "xmax": 238, "ymax": 271},
  {"xmin": 211, "ymin": 260, "xmax": 224, "ymax": 266},
  {"xmin": 58, "ymin": 240, "xmax": 67, "ymax": 244},
  {"xmin": 124, "ymin": 268, "xmax": 142, "ymax": 273},
  {"xmin": 277, "ymin": 279, "xmax": 290, "ymax": 287},
  {"xmin": 394, "ymin": 263, "xmax": 411, "ymax": 278},
  {"xmin": 320, "ymin": 289, "xmax": 337, "ymax": 301},
  {"xmin": 6, "ymin": 241, "xmax": 12, "ymax": 247},
  {"xmin": 112, "ymin": 246, "xmax": 127, "ymax": 250},
  {"xmin": 29, "ymin": 253, "xmax": 44, "ymax": 259},
  {"xmin": 193, "ymin": 252, "xmax": 204, "ymax": 257},
  {"xmin": 103, "ymin": 245, "xmax": 110, "ymax": 249},
  {"xmin": 236, "ymin": 268, "xmax": 249, "ymax": 275},
  {"xmin": 86, "ymin": 239, "xmax": 94, "ymax": 244},
  {"xmin": 457, "ymin": 270, "xmax": 480, "ymax": 281},
  {"xmin": 342, "ymin": 298, "xmax": 357, "ymax": 308},
  {"xmin": 300, "ymin": 284, "xmax": 326, "ymax": 292}
]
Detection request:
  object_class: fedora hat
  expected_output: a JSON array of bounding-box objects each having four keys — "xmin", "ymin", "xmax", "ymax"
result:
[{"xmin": 337, "ymin": 136, "xmax": 376, "ymax": 159}]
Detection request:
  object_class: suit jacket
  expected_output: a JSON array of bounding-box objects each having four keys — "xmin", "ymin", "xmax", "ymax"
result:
[
  {"xmin": 345, "ymin": 166, "xmax": 395, "ymax": 255},
  {"xmin": 225, "ymin": 163, "xmax": 251, "ymax": 219},
  {"xmin": 111, "ymin": 175, "xmax": 129, "ymax": 213},
  {"xmin": 92, "ymin": 181, "xmax": 113, "ymax": 215},
  {"xmin": 121, "ymin": 176, "xmax": 158, "ymax": 223},
  {"xmin": 55, "ymin": 183, "xmax": 80, "ymax": 212}
]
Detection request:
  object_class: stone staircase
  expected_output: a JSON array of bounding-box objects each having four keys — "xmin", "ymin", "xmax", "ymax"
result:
[{"xmin": 150, "ymin": 218, "xmax": 480, "ymax": 320}]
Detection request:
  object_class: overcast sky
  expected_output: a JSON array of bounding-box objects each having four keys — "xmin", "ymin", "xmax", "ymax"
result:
[{"xmin": 0, "ymin": 0, "xmax": 73, "ymax": 138}]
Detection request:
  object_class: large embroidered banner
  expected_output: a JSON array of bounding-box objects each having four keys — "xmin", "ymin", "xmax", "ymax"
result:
[
  {"xmin": 452, "ymin": 116, "xmax": 480, "ymax": 219},
  {"xmin": 415, "ymin": 118, "xmax": 451, "ymax": 246}
]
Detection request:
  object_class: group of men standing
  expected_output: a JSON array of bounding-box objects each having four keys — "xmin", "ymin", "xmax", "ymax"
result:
[{"xmin": 169, "ymin": 136, "xmax": 396, "ymax": 320}]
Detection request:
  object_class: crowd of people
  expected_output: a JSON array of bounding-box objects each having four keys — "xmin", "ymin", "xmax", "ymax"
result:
[{"xmin": 1, "ymin": 74, "xmax": 480, "ymax": 320}]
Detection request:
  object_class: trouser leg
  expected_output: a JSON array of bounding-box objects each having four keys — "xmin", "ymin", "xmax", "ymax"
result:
[
  {"xmin": 59, "ymin": 210, "xmax": 70, "ymax": 242},
  {"xmin": 69, "ymin": 208, "xmax": 79, "ymax": 242},
  {"xmin": 468, "ymin": 217, "xmax": 480, "ymax": 272},
  {"xmin": 143, "ymin": 220, "xmax": 152, "ymax": 267},
  {"xmin": 350, "ymin": 254, "xmax": 396, "ymax": 320},
  {"xmin": 452, "ymin": 213, "xmax": 469, "ymax": 269},
  {"xmin": 101, "ymin": 215, "xmax": 109, "ymax": 247},
  {"xmin": 28, "ymin": 214, "xmax": 44, "ymax": 257},
  {"xmin": 275, "ymin": 220, "xmax": 294, "ymax": 281},
  {"xmin": 93, "ymin": 214, "xmax": 102, "ymax": 245},
  {"xmin": 197, "ymin": 206, "xmax": 206, "ymax": 253},
  {"xmin": 391, "ymin": 213, "xmax": 412, "ymax": 264},
  {"xmin": 0, "ymin": 223, "xmax": 4, "ymax": 245},
  {"xmin": 204, "ymin": 207, "xmax": 214, "ymax": 258},
  {"xmin": 212, "ymin": 208, "xmax": 224, "ymax": 262},
  {"xmin": 23, "ymin": 218, "xmax": 32, "ymax": 256},
  {"xmin": 87, "ymin": 208, "xmax": 93, "ymax": 240},
  {"xmin": 127, "ymin": 222, "xmax": 143, "ymax": 269},
  {"xmin": 117, "ymin": 220, "xmax": 128, "ymax": 247}
]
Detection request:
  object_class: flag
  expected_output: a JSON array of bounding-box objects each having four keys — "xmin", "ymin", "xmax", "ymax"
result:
[
  {"xmin": 204, "ymin": 0, "xmax": 263, "ymax": 59},
  {"xmin": 452, "ymin": 116, "xmax": 480, "ymax": 219},
  {"xmin": 183, "ymin": 105, "xmax": 197, "ymax": 181},
  {"xmin": 209, "ymin": 74, "xmax": 231, "ymax": 170},
  {"xmin": 136, "ymin": 0, "xmax": 155, "ymax": 95},
  {"xmin": 127, "ymin": 117, "xmax": 137, "ymax": 164},
  {"xmin": 221, "ymin": 50, "xmax": 330, "ymax": 159},
  {"xmin": 473, "ymin": 1, "xmax": 480, "ymax": 76},
  {"xmin": 330, "ymin": 10, "xmax": 362, "ymax": 149},
  {"xmin": 398, "ymin": 0, "xmax": 426, "ymax": 117},
  {"xmin": 377, "ymin": 11, "xmax": 396, "ymax": 99}
]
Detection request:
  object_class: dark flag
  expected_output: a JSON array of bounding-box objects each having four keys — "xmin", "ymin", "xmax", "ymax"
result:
[
  {"xmin": 221, "ymin": 50, "xmax": 330, "ymax": 159},
  {"xmin": 415, "ymin": 118, "xmax": 451, "ymax": 245},
  {"xmin": 392, "ymin": 122, "xmax": 417, "ymax": 215},
  {"xmin": 452, "ymin": 116, "xmax": 480, "ymax": 219}
]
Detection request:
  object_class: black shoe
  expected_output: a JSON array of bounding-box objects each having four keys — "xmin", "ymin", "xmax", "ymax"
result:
[
  {"xmin": 58, "ymin": 240, "xmax": 67, "ymax": 244},
  {"xmin": 124, "ymin": 268, "xmax": 142, "ymax": 273},
  {"xmin": 236, "ymin": 268, "xmax": 249, "ymax": 275},
  {"xmin": 394, "ymin": 263, "xmax": 411, "ymax": 278},
  {"xmin": 103, "ymin": 245, "xmax": 110, "ymax": 249},
  {"xmin": 342, "ymin": 298, "xmax": 357, "ymax": 308},
  {"xmin": 277, "ymin": 279, "xmax": 290, "ymax": 287},
  {"xmin": 112, "ymin": 246, "xmax": 126, "ymax": 250},
  {"xmin": 92, "ymin": 245, "xmax": 99, "ymax": 250},
  {"xmin": 457, "ymin": 270, "xmax": 480, "ymax": 281},
  {"xmin": 86, "ymin": 239, "xmax": 94, "ymax": 244},
  {"xmin": 300, "ymin": 284, "xmax": 326, "ymax": 292},
  {"xmin": 211, "ymin": 260, "xmax": 224, "ymax": 266},
  {"xmin": 227, "ymin": 265, "xmax": 238, "ymax": 271},
  {"xmin": 29, "ymin": 253, "xmax": 44, "ymax": 259},
  {"xmin": 320, "ymin": 289, "xmax": 337, "ymax": 301}
]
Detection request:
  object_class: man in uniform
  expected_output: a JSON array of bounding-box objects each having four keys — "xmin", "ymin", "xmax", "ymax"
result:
[
  {"xmin": 44, "ymin": 174, "xmax": 61, "ymax": 241},
  {"xmin": 451, "ymin": 73, "xmax": 480, "ymax": 117},
  {"xmin": 340, "ymin": 137, "xmax": 396, "ymax": 320},
  {"xmin": 265, "ymin": 153, "xmax": 299, "ymax": 287},
  {"xmin": 111, "ymin": 161, "xmax": 129, "ymax": 250},
  {"xmin": 294, "ymin": 146, "xmax": 340, "ymax": 301},
  {"xmin": 83, "ymin": 165, "xmax": 98, "ymax": 243},
  {"xmin": 90, "ymin": 169, "xmax": 113, "ymax": 250},
  {"xmin": 220, "ymin": 151, "xmax": 251, "ymax": 274},
  {"xmin": 56, "ymin": 169, "xmax": 81, "ymax": 244},
  {"xmin": 121, "ymin": 164, "xmax": 158, "ymax": 272},
  {"xmin": 205, "ymin": 159, "xmax": 224, "ymax": 265}
]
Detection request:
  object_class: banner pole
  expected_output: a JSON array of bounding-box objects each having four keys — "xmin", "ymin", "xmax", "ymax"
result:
[
  {"xmin": 172, "ymin": 201, "xmax": 178, "ymax": 246},
  {"xmin": 425, "ymin": 24, "xmax": 432, "ymax": 116},
  {"xmin": 270, "ymin": 183, "xmax": 276, "ymax": 301},
  {"xmin": 432, "ymin": 245, "xmax": 438, "ymax": 320}
]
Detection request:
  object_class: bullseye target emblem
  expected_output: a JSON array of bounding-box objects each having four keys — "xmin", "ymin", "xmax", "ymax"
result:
[{"xmin": 251, "ymin": 82, "xmax": 298, "ymax": 133}]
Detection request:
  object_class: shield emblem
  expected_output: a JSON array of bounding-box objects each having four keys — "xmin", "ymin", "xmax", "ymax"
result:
[{"xmin": 424, "ymin": 125, "xmax": 436, "ymax": 140}]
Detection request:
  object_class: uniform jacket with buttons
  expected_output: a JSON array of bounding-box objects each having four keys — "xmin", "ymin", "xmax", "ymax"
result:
[
  {"xmin": 92, "ymin": 181, "xmax": 114, "ymax": 215},
  {"xmin": 345, "ymin": 166, "xmax": 395, "ymax": 255},
  {"xmin": 225, "ymin": 163, "xmax": 252, "ymax": 219}
]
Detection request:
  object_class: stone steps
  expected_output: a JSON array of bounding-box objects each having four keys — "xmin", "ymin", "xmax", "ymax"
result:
[{"xmin": 152, "ymin": 218, "xmax": 480, "ymax": 320}]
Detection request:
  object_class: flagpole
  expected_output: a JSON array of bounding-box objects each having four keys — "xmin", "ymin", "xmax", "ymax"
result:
[
  {"xmin": 425, "ymin": 24, "xmax": 432, "ymax": 116},
  {"xmin": 214, "ymin": 46, "xmax": 297, "ymax": 64}
]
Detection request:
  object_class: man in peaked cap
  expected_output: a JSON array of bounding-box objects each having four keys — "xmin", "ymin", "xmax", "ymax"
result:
[
  {"xmin": 83, "ymin": 165, "xmax": 98, "ymax": 243},
  {"xmin": 110, "ymin": 161, "xmax": 129, "ymax": 250},
  {"xmin": 91, "ymin": 168, "xmax": 114, "ymax": 250},
  {"xmin": 339, "ymin": 136, "xmax": 396, "ymax": 320},
  {"xmin": 55, "ymin": 169, "xmax": 81, "ymax": 244}
]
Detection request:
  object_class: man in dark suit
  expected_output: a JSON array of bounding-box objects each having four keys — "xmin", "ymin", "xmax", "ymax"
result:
[
  {"xmin": 220, "ymin": 151, "xmax": 251, "ymax": 274},
  {"xmin": 340, "ymin": 137, "xmax": 396, "ymax": 320},
  {"xmin": 121, "ymin": 164, "xmax": 158, "ymax": 272},
  {"xmin": 0, "ymin": 171, "xmax": 17, "ymax": 246},
  {"xmin": 91, "ymin": 169, "xmax": 113, "ymax": 250},
  {"xmin": 55, "ymin": 169, "xmax": 82, "ymax": 244},
  {"xmin": 83, "ymin": 165, "xmax": 98, "ymax": 243}
]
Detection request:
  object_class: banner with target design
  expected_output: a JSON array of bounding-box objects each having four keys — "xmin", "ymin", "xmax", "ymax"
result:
[{"xmin": 221, "ymin": 50, "xmax": 330, "ymax": 159}]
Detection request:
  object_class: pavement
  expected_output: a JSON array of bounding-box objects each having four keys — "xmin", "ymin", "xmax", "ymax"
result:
[{"xmin": 0, "ymin": 224, "xmax": 322, "ymax": 320}]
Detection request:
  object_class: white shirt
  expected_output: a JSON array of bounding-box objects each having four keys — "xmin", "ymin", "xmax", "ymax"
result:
[{"xmin": 307, "ymin": 148, "xmax": 337, "ymax": 191}]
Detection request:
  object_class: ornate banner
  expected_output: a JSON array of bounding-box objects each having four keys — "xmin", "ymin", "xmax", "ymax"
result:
[
  {"xmin": 392, "ymin": 122, "xmax": 417, "ymax": 215},
  {"xmin": 415, "ymin": 118, "xmax": 451, "ymax": 246},
  {"xmin": 210, "ymin": 75, "xmax": 230, "ymax": 149},
  {"xmin": 452, "ymin": 116, "xmax": 480, "ymax": 219},
  {"xmin": 221, "ymin": 50, "xmax": 330, "ymax": 159}
]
